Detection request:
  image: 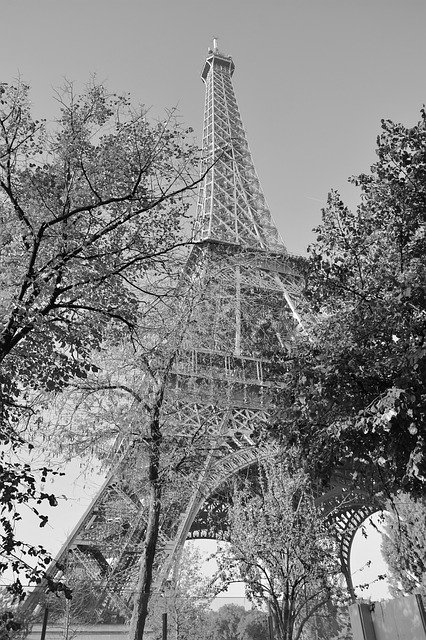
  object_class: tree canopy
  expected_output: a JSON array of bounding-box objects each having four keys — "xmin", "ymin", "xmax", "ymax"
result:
[
  {"xmin": 274, "ymin": 109, "xmax": 426, "ymax": 495},
  {"xmin": 381, "ymin": 492, "xmax": 426, "ymax": 595},
  {"xmin": 0, "ymin": 79, "xmax": 197, "ymax": 424},
  {"xmin": 215, "ymin": 454, "xmax": 344, "ymax": 640},
  {"xmin": 0, "ymin": 78, "xmax": 199, "ymax": 602},
  {"xmin": 203, "ymin": 605, "xmax": 268, "ymax": 640}
]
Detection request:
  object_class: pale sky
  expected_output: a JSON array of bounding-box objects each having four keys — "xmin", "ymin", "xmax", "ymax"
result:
[
  {"xmin": 3, "ymin": 0, "xmax": 415, "ymax": 599},
  {"xmin": 2, "ymin": 0, "xmax": 426, "ymax": 254}
]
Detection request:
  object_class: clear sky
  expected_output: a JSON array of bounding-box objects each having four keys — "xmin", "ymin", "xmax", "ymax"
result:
[
  {"xmin": 2, "ymin": 0, "xmax": 426, "ymax": 254},
  {"xmin": 3, "ymin": 0, "xmax": 418, "ymax": 599}
]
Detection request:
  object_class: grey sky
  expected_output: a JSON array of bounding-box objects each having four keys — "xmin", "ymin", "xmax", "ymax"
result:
[{"xmin": 3, "ymin": 0, "xmax": 426, "ymax": 254}]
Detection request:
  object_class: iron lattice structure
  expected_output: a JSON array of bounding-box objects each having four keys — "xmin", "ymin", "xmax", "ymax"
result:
[{"xmin": 24, "ymin": 44, "xmax": 378, "ymax": 625}]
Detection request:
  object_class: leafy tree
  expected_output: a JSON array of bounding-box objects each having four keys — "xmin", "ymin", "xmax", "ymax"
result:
[
  {"xmin": 147, "ymin": 545, "xmax": 213, "ymax": 640},
  {"xmin": 236, "ymin": 609, "xmax": 268, "ymax": 640},
  {"xmin": 381, "ymin": 491, "xmax": 426, "ymax": 595},
  {"xmin": 214, "ymin": 453, "xmax": 345, "ymax": 640},
  {"xmin": 201, "ymin": 606, "xmax": 269, "ymax": 640},
  {"xmin": 206, "ymin": 604, "xmax": 248, "ymax": 640},
  {"xmin": 0, "ymin": 78, "xmax": 200, "ymax": 602},
  {"xmin": 0, "ymin": 587, "xmax": 22, "ymax": 639},
  {"xmin": 39, "ymin": 545, "xmax": 212, "ymax": 640},
  {"xmin": 33, "ymin": 278, "xmax": 220, "ymax": 640},
  {"xmin": 273, "ymin": 109, "xmax": 426, "ymax": 495},
  {"xmin": 0, "ymin": 79, "xmax": 197, "ymax": 418},
  {"xmin": 36, "ymin": 575, "xmax": 101, "ymax": 626}
]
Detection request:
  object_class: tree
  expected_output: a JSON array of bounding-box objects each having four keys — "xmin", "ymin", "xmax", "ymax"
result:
[
  {"xmin": 205, "ymin": 604, "xmax": 248, "ymax": 640},
  {"xmin": 236, "ymin": 609, "xmax": 268, "ymax": 640},
  {"xmin": 0, "ymin": 587, "xmax": 22, "ymax": 640},
  {"xmin": 0, "ymin": 78, "xmax": 200, "ymax": 601},
  {"xmin": 0, "ymin": 79, "xmax": 198, "ymax": 416},
  {"xmin": 28, "ymin": 267, "xmax": 223, "ymax": 639},
  {"xmin": 202, "ymin": 606, "xmax": 269, "ymax": 640},
  {"xmin": 38, "ymin": 544, "xmax": 212, "ymax": 640},
  {"xmin": 381, "ymin": 491, "xmax": 426, "ymax": 595},
  {"xmin": 273, "ymin": 109, "xmax": 426, "ymax": 495},
  {"xmin": 147, "ymin": 544, "xmax": 213, "ymax": 640},
  {"xmin": 214, "ymin": 453, "xmax": 344, "ymax": 640},
  {"xmin": 37, "ymin": 574, "xmax": 102, "ymax": 627}
]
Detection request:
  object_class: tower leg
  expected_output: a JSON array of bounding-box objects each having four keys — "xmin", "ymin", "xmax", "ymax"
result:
[{"xmin": 340, "ymin": 551, "xmax": 356, "ymax": 603}]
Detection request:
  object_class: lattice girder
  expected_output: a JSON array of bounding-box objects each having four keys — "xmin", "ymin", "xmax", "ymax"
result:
[
  {"xmin": 195, "ymin": 49, "xmax": 283, "ymax": 249},
  {"xmin": 178, "ymin": 242, "xmax": 303, "ymax": 359}
]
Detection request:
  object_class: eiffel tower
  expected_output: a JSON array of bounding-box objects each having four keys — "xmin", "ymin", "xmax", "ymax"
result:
[{"xmin": 24, "ymin": 41, "xmax": 378, "ymax": 628}]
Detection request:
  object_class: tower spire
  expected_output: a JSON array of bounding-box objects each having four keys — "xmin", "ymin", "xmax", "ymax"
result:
[{"xmin": 195, "ymin": 45, "xmax": 285, "ymax": 251}]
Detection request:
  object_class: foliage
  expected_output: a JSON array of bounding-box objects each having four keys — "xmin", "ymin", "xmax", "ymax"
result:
[
  {"xmin": 157, "ymin": 603, "xmax": 269, "ymax": 640},
  {"xmin": 0, "ymin": 79, "xmax": 197, "ymax": 421},
  {"xmin": 301, "ymin": 604, "xmax": 352, "ymax": 640},
  {"xmin": 31, "ymin": 285, "xmax": 217, "ymax": 639},
  {"xmin": 214, "ymin": 453, "xmax": 345, "ymax": 640},
  {"xmin": 148, "ymin": 545, "xmax": 213, "ymax": 640},
  {"xmin": 201, "ymin": 605, "xmax": 269, "ymax": 640},
  {"xmin": 274, "ymin": 109, "xmax": 426, "ymax": 494},
  {"xmin": 236, "ymin": 609, "xmax": 268, "ymax": 640},
  {"xmin": 0, "ymin": 78, "xmax": 198, "ymax": 602},
  {"xmin": 0, "ymin": 588, "xmax": 21, "ymax": 639},
  {"xmin": 205, "ymin": 604, "xmax": 249, "ymax": 640},
  {"xmin": 381, "ymin": 491, "xmax": 426, "ymax": 595},
  {"xmin": 0, "ymin": 452, "xmax": 71, "ymax": 602},
  {"xmin": 37, "ymin": 575, "xmax": 102, "ymax": 625}
]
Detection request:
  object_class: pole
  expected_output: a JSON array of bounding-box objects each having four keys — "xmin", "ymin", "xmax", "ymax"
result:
[
  {"xmin": 40, "ymin": 607, "xmax": 49, "ymax": 640},
  {"xmin": 64, "ymin": 598, "xmax": 71, "ymax": 640},
  {"xmin": 162, "ymin": 612, "xmax": 168, "ymax": 640}
]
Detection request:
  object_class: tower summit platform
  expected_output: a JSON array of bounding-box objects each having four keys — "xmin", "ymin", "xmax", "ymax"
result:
[{"xmin": 201, "ymin": 38, "xmax": 235, "ymax": 81}]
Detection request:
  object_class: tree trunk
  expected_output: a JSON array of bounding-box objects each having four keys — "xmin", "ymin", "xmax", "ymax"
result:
[
  {"xmin": 128, "ymin": 483, "xmax": 162, "ymax": 640},
  {"xmin": 128, "ymin": 384, "xmax": 164, "ymax": 640}
]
